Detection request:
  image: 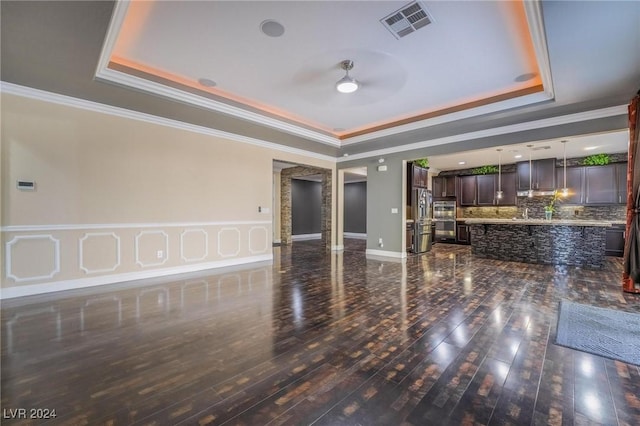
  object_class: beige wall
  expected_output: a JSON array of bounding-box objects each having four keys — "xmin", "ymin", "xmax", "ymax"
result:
[{"xmin": 1, "ymin": 93, "xmax": 335, "ymax": 297}]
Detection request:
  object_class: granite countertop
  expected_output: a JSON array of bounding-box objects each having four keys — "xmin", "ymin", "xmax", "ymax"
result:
[{"xmin": 462, "ymin": 218, "xmax": 614, "ymax": 227}]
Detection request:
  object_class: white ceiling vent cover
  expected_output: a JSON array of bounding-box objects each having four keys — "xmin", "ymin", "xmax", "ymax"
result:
[{"xmin": 381, "ymin": 1, "xmax": 433, "ymax": 39}]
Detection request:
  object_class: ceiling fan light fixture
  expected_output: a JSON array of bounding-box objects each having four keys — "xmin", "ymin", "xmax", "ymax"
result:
[
  {"xmin": 336, "ymin": 76, "xmax": 359, "ymax": 93},
  {"xmin": 336, "ymin": 60, "xmax": 359, "ymax": 94}
]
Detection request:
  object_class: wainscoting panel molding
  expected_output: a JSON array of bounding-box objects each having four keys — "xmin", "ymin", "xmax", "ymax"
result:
[
  {"xmin": 1, "ymin": 221, "xmax": 272, "ymax": 299},
  {"xmin": 6, "ymin": 235, "xmax": 61, "ymax": 283},
  {"xmin": 180, "ymin": 229, "xmax": 209, "ymax": 262},
  {"xmin": 79, "ymin": 232, "xmax": 121, "ymax": 274}
]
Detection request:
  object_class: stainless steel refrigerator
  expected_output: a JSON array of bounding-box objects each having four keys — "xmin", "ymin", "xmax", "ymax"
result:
[{"xmin": 413, "ymin": 188, "xmax": 433, "ymax": 253}]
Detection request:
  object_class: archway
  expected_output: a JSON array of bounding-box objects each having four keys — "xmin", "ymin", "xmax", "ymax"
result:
[{"xmin": 279, "ymin": 165, "xmax": 332, "ymax": 249}]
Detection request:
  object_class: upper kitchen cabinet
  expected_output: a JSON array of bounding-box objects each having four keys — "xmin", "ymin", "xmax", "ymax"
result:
[
  {"xmin": 476, "ymin": 175, "xmax": 496, "ymax": 205},
  {"xmin": 411, "ymin": 164, "xmax": 428, "ymax": 188},
  {"xmin": 458, "ymin": 173, "xmax": 516, "ymax": 206},
  {"xmin": 616, "ymin": 162, "xmax": 628, "ymax": 204},
  {"xmin": 517, "ymin": 158, "xmax": 556, "ymax": 191},
  {"xmin": 432, "ymin": 176, "xmax": 457, "ymax": 198},
  {"xmin": 556, "ymin": 166, "xmax": 584, "ymax": 204},
  {"xmin": 458, "ymin": 175, "xmax": 477, "ymax": 206},
  {"xmin": 585, "ymin": 164, "xmax": 616, "ymax": 204},
  {"xmin": 496, "ymin": 172, "xmax": 517, "ymax": 205}
]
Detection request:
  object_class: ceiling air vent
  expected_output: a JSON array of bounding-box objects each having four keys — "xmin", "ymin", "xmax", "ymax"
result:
[{"xmin": 381, "ymin": 1, "xmax": 433, "ymax": 39}]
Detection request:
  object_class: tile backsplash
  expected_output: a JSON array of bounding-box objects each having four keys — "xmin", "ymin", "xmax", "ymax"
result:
[
  {"xmin": 459, "ymin": 206, "xmax": 518, "ymax": 219},
  {"xmin": 459, "ymin": 197, "xmax": 626, "ymax": 221}
]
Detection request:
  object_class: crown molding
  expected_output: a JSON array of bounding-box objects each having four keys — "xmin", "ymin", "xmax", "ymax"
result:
[
  {"xmin": 95, "ymin": 68, "xmax": 341, "ymax": 147},
  {"xmin": 338, "ymin": 104, "xmax": 628, "ymax": 162},
  {"xmin": 0, "ymin": 82, "xmax": 337, "ymax": 163},
  {"xmin": 524, "ymin": 0, "xmax": 555, "ymax": 100},
  {"xmin": 95, "ymin": 0, "xmax": 340, "ymax": 148},
  {"xmin": 340, "ymin": 91, "xmax": 552, "ymax": 146}
]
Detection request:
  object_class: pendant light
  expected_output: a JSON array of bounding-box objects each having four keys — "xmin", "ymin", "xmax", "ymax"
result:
[
  {"xmin": 496, "ymin": 149, "xmax": 503, "ymax": 200},
  {"xmin": 560, "ymin": 140, "xmax": 569, "ymax": 196},
  {"xmin": 527, "ymin": 144, "xmax": 534, "ymax": 197}
]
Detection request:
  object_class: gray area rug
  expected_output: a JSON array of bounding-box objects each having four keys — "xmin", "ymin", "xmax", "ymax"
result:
[{"xmin": 556, "ymin": 300, "xmax": 640, "ymax": 366}]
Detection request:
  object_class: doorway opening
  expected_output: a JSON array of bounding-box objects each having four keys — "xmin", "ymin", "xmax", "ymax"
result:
[
  {"xmin": 341, "ymin": 167, "xmax": 367, "ymax": 252},
  {"xmin": 273, "ymin": 160, "xmax": 332, "ymax": 249}
]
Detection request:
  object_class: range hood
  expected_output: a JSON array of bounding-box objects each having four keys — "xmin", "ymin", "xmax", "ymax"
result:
[{"xmin": 516, "ymin": 190, "xmax": 556, "ymax": 197}]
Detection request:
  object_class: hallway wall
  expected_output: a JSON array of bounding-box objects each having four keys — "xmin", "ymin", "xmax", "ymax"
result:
[
  {"xmin": 291, "ymin": 179, "xmax": 321, "ymax": 236},
  {"xmin": 344, "ymin": 182, "xmax": 366, "ymax": 234}
]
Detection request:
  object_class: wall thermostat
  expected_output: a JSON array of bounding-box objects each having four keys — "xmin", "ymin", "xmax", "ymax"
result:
[{"xmin": 17, "ymin": 180, "xmax": 36, "ymax": 191}]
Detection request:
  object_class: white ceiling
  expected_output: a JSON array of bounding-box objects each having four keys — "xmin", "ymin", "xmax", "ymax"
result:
[{"xmin": 102, "ymin": 0, "xmax": 546, "ymax": 142}]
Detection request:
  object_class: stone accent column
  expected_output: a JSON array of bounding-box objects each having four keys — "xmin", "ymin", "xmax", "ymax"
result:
[{"xmin": 280, "ymin": 175, "xmax": 292, "ymax": 244}]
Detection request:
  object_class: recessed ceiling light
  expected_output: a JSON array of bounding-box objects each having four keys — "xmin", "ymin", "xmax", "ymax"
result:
[
  {"xmin": 458, "ymin": 161, "xmax": 466, "ymax": 165},
  {"xmin": 584, "ymin": 146, "xmax": 599, "ymax": 151},
  {"xmin": 514, "ymin": 154, "xmax": 523, "ymax": 159},
  {"xmin": 514, "ymin": 72, "xmax": 537, "ymax": 82},
  {"xmin": 198, "ymin": 78, "xmax": 217, "ymax": 87},
  {"xmin": 260, "ymin": 20, "xmax": 285, "ymax": 37}
]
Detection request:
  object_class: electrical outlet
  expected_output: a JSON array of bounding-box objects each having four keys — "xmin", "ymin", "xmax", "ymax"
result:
[
  {"xmin": 157, "ymin": 250, "xmax": 163, "ymax": 259},
  {"xmin": 391, "ymin": 208, "xmax": 398, "ymax": 214}
]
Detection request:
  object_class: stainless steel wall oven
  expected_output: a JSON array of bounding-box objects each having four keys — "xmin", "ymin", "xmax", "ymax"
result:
[{"xmin": 433, "ymin": 200, "xmax": 456, "ymax": 242}]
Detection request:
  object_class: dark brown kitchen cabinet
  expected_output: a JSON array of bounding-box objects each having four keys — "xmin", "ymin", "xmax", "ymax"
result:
[
  {"xmin": 585, "ymin": 165, "xmax": 617, "ymax": 204},
  {"xmin": 496, "ymin": 172, "xmax": 517, "ymax": 205},
  {"xmin": 555, "ymin": 166, "xmax": 584, "ymax": 204},
  {"xmin": 517, "ymin": 158, "xmax": 556, "ymax": 191},
  {"xmin": 605, "ymin": 224, "xmax": 625, "ymax": 257},
  {"xmin": 476, "ymin": 175, "xmax": 496, "ymax": 205},
  {"xmin": 616, "ymin": 162, "xmax": 628, "ymax": 204},
  {"xmin": 458, "ymin": 175, "xmax": 477, "ymax": 206},
  {"xmin": 458, "ymin": 174, "xmax": 514, "ymax": 206},
  {"xmin": 432, "ymin": 176, "xmax": 457, "ymax": 198},
  {"xmin": 456, "ymin": 221, "xmax": 471, "ymax": 245},
  {"xmin": 411, "ymin": 164, "xmax": 428, "ymax": 188}
]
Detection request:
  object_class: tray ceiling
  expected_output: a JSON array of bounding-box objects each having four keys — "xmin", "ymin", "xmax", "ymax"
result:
[{"xmin": 98, "ymin": 0, "xmax": 549, "ymax": 146}]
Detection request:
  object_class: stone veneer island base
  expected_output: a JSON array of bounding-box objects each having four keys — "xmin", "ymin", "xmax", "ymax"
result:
[{"xmin": 463, "ymin": 219, "xmax": 613, "ymax": 269}]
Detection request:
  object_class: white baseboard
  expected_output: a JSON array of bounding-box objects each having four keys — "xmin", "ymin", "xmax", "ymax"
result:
[
  {"xmin": 365, "ymin": 249, "xmax": 407, "ymax": 260},
  {"xmin": 291, "ymin": 233, "xmax": 321, "ymax": 241},
  {"xmin": 273, "ymin": 239, "xmax": 282, "ymax": 244},
  {"xmin": 0, "ymin": 254, "xmax": 273, "ymax": 299},
  {"xmin": 343, "ymin": 232, "xmax": 367, "ymax": 239}
]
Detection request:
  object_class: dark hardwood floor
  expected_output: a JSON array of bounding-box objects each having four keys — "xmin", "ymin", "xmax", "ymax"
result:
[{"xmin": 2, "ymin": 240, "xmax": 640, "ymax": 425}]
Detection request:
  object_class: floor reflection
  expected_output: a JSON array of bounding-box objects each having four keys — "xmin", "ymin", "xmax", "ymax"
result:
[{"xmin": 1, "ymin": 240, "xmax": 639, "ymax": 425}]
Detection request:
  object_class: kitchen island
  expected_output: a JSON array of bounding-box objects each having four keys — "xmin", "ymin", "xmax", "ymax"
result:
[{"xmin": 463, "ymin": 218, "xmax": 614, "ymax": 269}]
